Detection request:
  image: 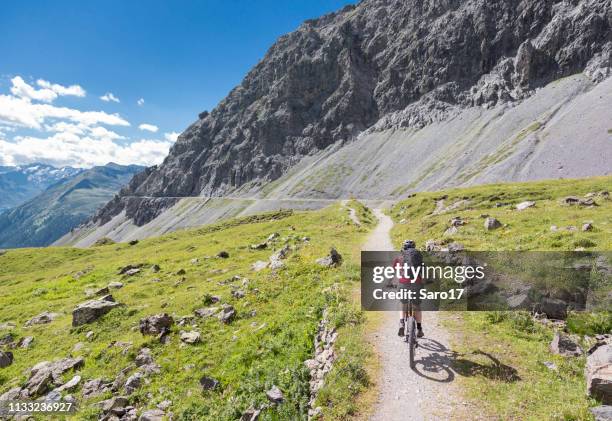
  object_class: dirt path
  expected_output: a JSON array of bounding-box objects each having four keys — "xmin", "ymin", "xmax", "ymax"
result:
[{"xmin": 365, "ymin": 210, "xmax": 460, "ymax": 421}]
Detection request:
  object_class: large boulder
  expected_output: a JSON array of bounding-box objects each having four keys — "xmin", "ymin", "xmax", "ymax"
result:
[
  {"xmin": 266, "ymin": 385, "xmax": 284, "ymax": 403},
  {"xmin": 586, "ymin": 343, "xmax": 612, "ymax": 404},
  {"xmin": 139, "ymin": 313, "xmax": 174, "ymax": 335},
  {"xmin": 25, "ymin": 357, "xmax": 84, "ymax": 397},
  {"xmin": 549, "ymin": 332, "xmax": 583, "ymax": 357},
  {"xmin": 72, "ymin": 295, "xmax": 120, "ymax": 326}
]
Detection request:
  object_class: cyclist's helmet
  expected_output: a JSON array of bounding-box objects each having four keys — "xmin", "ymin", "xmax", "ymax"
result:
[{"xmin": 402, "ymin": 239, "xmax": 416, "ymax": 250}]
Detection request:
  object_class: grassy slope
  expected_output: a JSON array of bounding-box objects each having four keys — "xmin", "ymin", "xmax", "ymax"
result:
[
  {"xmin": 388, "ymin": 176, "xmax": 612, "ymax": 420},
  {"xmin": 0, "ymin": 203, "xmax": 375, "ymax": 420}
]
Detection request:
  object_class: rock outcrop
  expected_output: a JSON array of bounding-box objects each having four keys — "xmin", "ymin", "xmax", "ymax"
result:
[{"xmin": 88, "ymin": 0, "xmax": 612, "ymax": 228}]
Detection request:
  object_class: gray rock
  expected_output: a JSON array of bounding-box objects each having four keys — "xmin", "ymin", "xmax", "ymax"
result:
[
  {"xmin": 217, "ymin": 251, "xmax": 230, "ymax": 258},
  {"xmin": 124, "ymin": 372, "xmax": 143, "ymax": 395},
  {"xmin": 542, "ymin": 361, "xmax": 558, "ymax": 371},
  {"xmin": 125, "ymin": 268, "xmax": 141, "ymax": 276},
  {"xmin": 550, "ymin": 332, "xmax": 583, "ymax": 357},
  {"xmin": 195, "ymin": 307, "xmax": 219, "ymax": 318},
  {"xmin": 139, "ymin": 409, "xmax": 165, "ymax": 421},
  {"xmin": 44, "ymin": 389, "xmax": 62, "ymax": 402},
  {"xmin": 218, "ymin": 306, "xmax": 236, "ymax": 324},
  {"xmin": 443, "ymin": 226, "xmax": 459, "ymax": 236},
  {"xmin": 82, "ymin": 378, "xmax": 112, "ymax": 398},
  {"xmin": 447, "ymin": 242, "xmax": 465, "ymax": 253},
  {"xmin": 0, "ymin": 350, "xmax": 13, "ymax": 368},
  {"xmin": 199, "ymin": 376, "xmax": 219, "ymax": 391},
  {"xmin": 101, "ymin": 395, "xmax": 129, "ymax": 415},
  {"xmin": 56, "ymin": 375, "xmax": 81, "ymax": 392},
  {"xmin": 516, "ymin": 201, "xmax": 536, "ymax": 210},
  {"xmin": 25, "ymin": 357, "xmax": 84, "ymax": 397},
  {"xmin": 484, "ymin": 217, "xmax": 502, "ymax": 230},
  {"xmin": 252, "ymin": 260, "xmax": 269, "ymax": 272},
  {"xmin": 180, "ymin": 330, "xmax": 201, "ymax": 344},
  {"xmin": 157, "ymin": 400, "xmax": 172, "ymax": 411},
  {"xmin": 586, "ymin": 343, "xmax": 612, "ymax": 404},
  {"xmin": 108, "ymin": 282, "xmax": 124, "ymax": 289},
  {"xmin": 250, "ymin": 242, "xmax": 268, "ymax": 250},
  {"xmin": 583, "ymin": 223, "xmax": 594, "ymax": 232},
  {"xmin": 537, "ymin": 297, "xmax": 567, "ymax": 320},
  {"xmin": 0, "ymin": 333, "xmax": 14, "ymax": 346},
  {"xmin": 266, "ymin": 385, "xmax": 284, "ymax": 403},
  {"xmin": 72, "ymin": 295, "xmax": 120, "ymax": 326},
  {"xmin": 241, "ymin": 407, "xmax": 261, "ymax": 421},
  {"xmin": 118, "ymin": 264, "xmax": 143, "ymax": 275},
  {"xmin": 232, "ymin": 290, "xmax": 246, "ymax": 299},
  {"xmin": 507, "ymin": 293, "xmax": 530, "ymax": 310},
  {"xmin": 316, "ymin": 248, "xmax": 343, "ymax": 267},
  {"xmin": 0, "ymin": 387, "xmax": 22, "ymax": 401},
  {"xmin": 25, "ymin": 311, "xmax": 58, "ymax": 327},
  {"xmin": 590, "ymin": 406, "xmax": 612, "ymax": 421},
  {"xmin": 139, "ymin": 314, "xmax": 174, "ymax": 335}
]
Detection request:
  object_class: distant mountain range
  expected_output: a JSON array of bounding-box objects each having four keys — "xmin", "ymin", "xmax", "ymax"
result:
[
  {"xmin": 0, "ymin": 163, "xmax": 143, "ymax": 248},
  {"xmin": 0, "ymin": 163, "xmax": 83, "ymax": 211}
]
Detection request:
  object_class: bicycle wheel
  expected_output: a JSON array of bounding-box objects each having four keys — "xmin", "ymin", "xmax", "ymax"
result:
[{"xmin": 407, "ymin": 316, "xmax": 415, "ymax": 368}]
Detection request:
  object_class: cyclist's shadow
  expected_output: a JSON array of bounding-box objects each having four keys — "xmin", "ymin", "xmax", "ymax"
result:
[
  {"xmin": 411, "ymin": 338, "xmax": 521, "ymax": 384},
  {"xmin": 411, "ymin": 338, "xmax": 456, "ymax": 383}
]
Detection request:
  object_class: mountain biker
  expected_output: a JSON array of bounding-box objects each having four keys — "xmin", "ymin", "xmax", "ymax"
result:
[{"xmin": 394, "ymin": 240, "xmax": 424, "ymax": 338}]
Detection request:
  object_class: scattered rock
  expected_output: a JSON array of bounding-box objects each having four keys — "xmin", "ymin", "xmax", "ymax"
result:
[
  {"xmin": 151, "ymin": 264, "xmax": 161, "ymax": 273},
  {"xmin": 19, "ymin": 336, "xmax": 34, "ymax": 348},
  {"xmin": 444, "ymin": 226, "xmax": 459, "ymax": 236},
  {"xmin": 507, "ymin": 293, "xmax": 530, "ymax": 309},
  {"xmin": 266, "ymin": 385, "xmax": 284, "ymax": 403},
  {"xmin": 124, "ymin": 268, "xmax": 141, "ymax": 276},
  {"xmin": 55, "ymin": 375, "xmax": 81, "ymax": 392},
  {"xmin": 537, "ymin": 297, "xmax": 567, "ymax": 320},
  {"xmin": 542, "ymin": 361, "xmax": 558, "ymax": 371},
  {"xmin": 561, "ymin": 196, "xmax": 581, "ymax": 205},
  {"xmin": 139, "ymin": 314, "xmax": 174, "ymax": 336},
  {"xmin": 232, "ymin": 290, "xmax": 246, "ymax": 299},
  {"xmin": 85, "ymin": 331, "xmax": 95, "ymax": 341},
  {"xmin": 108, "ymin": 282, "xmax": 124, "ymax": 289},
  {"xmin": 550, "ymin": 332, "xmax": 583, "ymax": 357},
  {"xmin": 241, "ymin": 407, "xmax": 261, "ymax": 421},
  {"xmin": 139, "ymin": 409, "xmax": 165, "ymax": 421},
  {"xmin": 484, "ymin": 217, "xmax": 502, "ymax": 230},
  {"xmin": 195, "ymin": 307, "xmax": 219, "ymax": 318},
  {"xmin": 128, "ymin": 240, "xmax": 139, "ymax": 246},
  {"xmin": 583, "ymin": 223, "xmax": 594, "ymax": 232},
  {"xmin": 590, "ymin": 406, "xmax": 612, "ymax": 421},
  {"xmin": 180, "ymin": 331, "xmax": 201, "ymax": 344},
  {"xmin": 176, "ymin": 268, "xmax": 186, "ymax": 275},
  {"xmin": 250, "ymin": 242, "xmax": 268, "ymax": 250},
  {"xmin": 516, "ymin": 201, "xmax": 536, "ymax": 210},
  {"xmin": 218, "ymin": 305, "xmax": 236, "ymax": 324},
  {"xmin": 26, "ymin": 357, "xmax": 84, "ymax": 397},
  {"xmin": 586, "ymin": 343, "xmax": 612, "ymax": 404},
  {"xmin": 118, "ymin": 264, "xmax": 143, "ymax": 275},
  {"xmin": 217, "ymin": 251, "xmax": 230, "ymax": 258},
  {"xmin": 25, "ymin": 311, "xmax": 58, "ymax": 327},
  {"xmin": 449, "ymin": 216, "xmax": 465, "ymax": 226},
  {"xmin": 100, "ymin": 395, "xmax": 129, "ymax": 416},
  {"xmin": 316, "ymin": 248, "xmax": 343, "ymax": 267},
  {"xmin": 0, "ymin": 387, "xmax": 22, "ymax": 401},
  {"xmin": 550, "ymin": 225, "xmax": 559, "ymax": 232},
  {"xmin": 252, "ymin": 260, "xmax": 269, "ymax": 272},
  {"xmin": 267, "ymin": 232, "xmax": 279, "ymax": 242},
  {"xmin": 199, "ymin": 376, "xmax": 219, "ymax": 391},
  {"xmin": 425, "ymin": 239, "xmax": 442, "ymax": 251},
  {"xmin": 82, "ymin": 378, "xmax": 112, "ymax": 399},
  {"xmin": 124, "ymin": 372, "xmax": 143, "ymax": 395},
  {"xmin": 0, "ymin": 350, "xmax": 13, "ymax": 368},
  {"xmin": 157, "ymin": 400, "xmax": 172, "ymax": 411},
  {"xmin": 447, "ymin": 242, "xmax": 465, "ymax": 253},
  {"xmin": 72, "ymin": 295, "xmax": 120, "ymax": 326},
  {"xmin": 0, "ymin": 333, "xmax": 14, "ymax": 346}
]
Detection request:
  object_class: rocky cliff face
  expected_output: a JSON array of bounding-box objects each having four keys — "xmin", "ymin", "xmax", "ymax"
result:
[{"xmin": 96, "ymin": 0, "xmax": 611, "ymax": 226}]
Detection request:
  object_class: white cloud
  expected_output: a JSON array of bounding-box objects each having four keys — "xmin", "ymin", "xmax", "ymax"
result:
[
  {"xmin": 100, "ymin": 92, "xmax": 120, "ymax": 103},
  {"xmin": 137, "ymin": 98, "xmax": 145, "ymax": 106},
  {"xmin": 164, "ymin": 131, "xmax": 180, "ymax": 142},
  {"xmin": 10, "ymin": 76, "xmax": 58, "ymax": 103},
  {"xmin": 0, "ymin": 94, "xmax": 130, "ymax": 130},
  {"xmin": 36, "ymin": 79, "xmax": 86, "ymax": 97},
  {"xmin": 9, "ymin": 76, "xmax": 86, "ymax": 103},
  {"xmin": 0, "ymin": 133, "xmax": 172, "ymax": 168},
  {"xmin": 138, "ymin": 123, "xmax": 158, "ymax": 133}
]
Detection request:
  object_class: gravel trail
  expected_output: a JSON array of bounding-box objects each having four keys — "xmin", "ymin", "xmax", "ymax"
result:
[{"xmin": 366, "ymin": 209, "xmax": 460, "ymax": 421}]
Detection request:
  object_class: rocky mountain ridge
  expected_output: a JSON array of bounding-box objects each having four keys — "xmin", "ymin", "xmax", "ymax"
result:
[{"xmin": 72, "ymin": 0, "xmax": 612, "ymax": 245}]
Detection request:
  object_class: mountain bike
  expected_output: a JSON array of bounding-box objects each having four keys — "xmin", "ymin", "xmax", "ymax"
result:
[{"xmin": 404, "ymin": 299, "xmax": 418, "ymax": 368}]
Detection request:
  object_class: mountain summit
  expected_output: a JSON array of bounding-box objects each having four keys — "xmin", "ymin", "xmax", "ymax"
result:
[{"xmin": 66, "ymin": 0, "xmax": 611, "ymax": 246}]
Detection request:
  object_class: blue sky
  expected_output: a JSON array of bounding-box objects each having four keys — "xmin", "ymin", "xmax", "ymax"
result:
[{"xmin": 0, "ymin": 0, "xmax": 355, "ymax": 168}]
